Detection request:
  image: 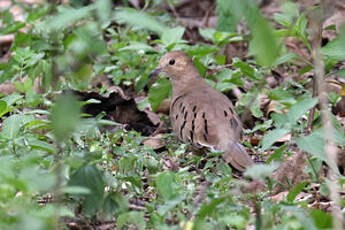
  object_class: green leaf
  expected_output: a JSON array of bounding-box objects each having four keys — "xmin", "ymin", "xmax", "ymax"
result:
[
  {"xmin": 0, "ymin": 100, "xmax": 8, "ymax": 118},
  {"xmin": 62, "ymin": 186, "xmax": 91, "ymax": 194},
  {"xmin": 1, "ymin": 93, "xmax": 23, "ymax": 106},
  {"xmin": 38, "ymin": 5, "xmax": 94, "ymax": 32},
  {"xmin": 0, "ymin": 21, "xmax": 26, "ymax": 35},
  {"xmin": 272, "ymin": 52, "xmax": 299, "ymax": 66},
  {"xmin": 261, "ymin": 128, "xmax": 289, "ymax": 150},
  {"xmin": 148, "ymin": 78, "xmax": 171, "ymax": 111},
  {"xmin": 114, "ymin": 8, "xmax": 167, "ymax": 35},
  {"xmin": 233, "ymin": 61, "xmax": 259, "ymax": 80},
  {"xmin": 28, "ymin": 138, "xmax": 57, "ymax": 153},
  {"xmin": 117, "ymin": 211, "xmax": 145, "ymax": 230},
  {"xmin": 161, "ymin": 27, "xmax": 185, "ymax": 47},
  {"xmin": 287, "ymin": 181, "xmax": 308, "ymax": 202},
  {"xmin": 266, "ymin": 144, "xmax": 286, "ymax": 163},
  {"xmin": 296, "ymin": 131, "xmax": 327, "ymax": 162},
  {"xmin": 68, "ymin": 164, "xmax": 105, "ymax": 216},
  {"xmin": 224, "ymin": 0, "xmax": 280, "ymax": 66},
  {"xmin": 155, "ymin": 171, "xmax": 178, "ymax": 201},
  {"xmin": 1, "ymin": 114, "xmax": 35, "ymax": 139},
  {"xmin": 321, "ymin": 29, "xmax": 345, "ymax": 60},
  {"xmin": 334, "ymin": 69, "xmax": 345, "ymax": 78},
  {"xmin": 95, "ymin": 0, "xmax": 112, "ymax": 24},
  {"xmin": 194, "ymin": 197, "xmax": 227, "ymax": 229},
  {"xmin": 103, "ymin": 192, "xmax": 129, "ymax": 217},
  {"xmin": 216, "ymin": 0, "xmax": 238, "ymax": 32},
  {"xmin": 51, "ymin": 94, "xmax": 80, "ymax": 142},
  {"xmin": 287, "ymin": 98, "xmax": 318, "ymax": 124},
  {"xmin": 310, "ymin": 209, "xmax": 333, "ymax": 229},
  {"xmin": 119, "ymin": 42, "xmax": 156, "ymax": 52},
  {"xmin": 157, "ymin": 195, "xmax": 184, "ymax": 216}
]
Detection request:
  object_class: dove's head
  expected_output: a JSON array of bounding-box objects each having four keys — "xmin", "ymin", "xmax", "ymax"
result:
[{"xmin": 149, "ymin": 51, "xmax": 198, "ymax": 81}]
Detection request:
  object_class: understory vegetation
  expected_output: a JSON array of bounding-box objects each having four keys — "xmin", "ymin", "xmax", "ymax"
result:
[{"xmin": 0, "ymin": 0, "xmax": 345, "ymax": 229}]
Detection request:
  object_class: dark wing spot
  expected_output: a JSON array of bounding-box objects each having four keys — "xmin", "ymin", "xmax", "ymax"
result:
[
  {"xmin": 195, "ymin": 142, "xmax": 202, "ymax": 148},
  {"xmin": 202, "ymin": 112, "xmax": 206, "ymax": 119},
  {"xmin": 224, "ymin": 111, "xmax": 228, "ymax": 117},
  {"xmin": 204, "ymin": 119, "xmax": 208, "ymax": 135},
  {"xmin": 171, "ymin": 94, "xmax": 186, "ymax": 110},
  {"xmin": 190, "ymin": 130, "xmax": 194, "ymax": 143},
  {"xmin": 191, "ymin": 119, "xmax": 195, "ymax": 131},
  {"xmin": 182, "ymin": 106, "xmax": 186, "ymax": 114},
  {"xmin": 180, "ymin": 120, "xmax": 186, "ymax": 139},
  {"xmin": 194, "ymin": 112, "xmax": 197, "ymax": 118},
  {"xmin": 229, "ymin": 106, "xmax": 234, "ymax": 114},
  {"xmin": 192, "ymin": 105, "xmax": 197, "ymax": 112},
  {"xmin": 175, "ymin": 114, "xmax": 179, "ymax": 120},
  {"xmin": 230, "ymin": 117, "xmax": 239, "ymax": 129},
  {"xmin": 203, "ymin": 134, "xmax": 208, "ymax": 141},
  {"xmin": 180, "ymin": 102, "xmax": 183, "ymax": 109},
  {"xmin": 184, "ymin": 111, "xmax": 188, "ymax": 120}
]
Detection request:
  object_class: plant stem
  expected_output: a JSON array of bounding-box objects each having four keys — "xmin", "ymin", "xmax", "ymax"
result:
[{"xmin": 309, "ymin": 2, "xmax": 343, "ymax": 229}]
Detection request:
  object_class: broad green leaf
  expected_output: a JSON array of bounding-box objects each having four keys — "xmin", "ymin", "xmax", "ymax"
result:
[
  {"xmin": 95, "ymin": 0, "xmax": 112, "ymax": 24},
  {"xmin": 216, "ymin": 0, "xmax": 238, "ymax": 32},
  {"xmin": 296, "ymin": 131, "xmax": 327, "ymax": 162},
  {"xmin": 261, "ymin": 128, "xmax": 289, "ymax": 150},
  {"xmin": 157, "ymin": 195, "xmax": 184, "ymax": 216},
  {"xmin": 334, "ymin": 69, "xmax": 345, "ymax": 78},
  {"xmin": 219, "ymin": 214, "xmax": 246, "ymax": 229},
  {"xmin": 155, "ymin": 171, "xmax": 178, "ymax": 201},
  {"xmin": 28, "ymin": 139, "xmax": 57, "ymax": 153},
  {"xmin": 1, "ymin": 93, "xmax": 23, "ymax": 106},
  {"xmin": 233, "ymin": 61, "xmax": 256, "ymax": 79},
  {"xmin": 62, "ymin": 186, "xmax": 91, "ymax": 194},
  {"xmin": 310, "ymin": 209, "xmax": 333, "ymax": 229},
  {"xmin": 272, "ymin": 52, "xmax": 299, "ymax": 66},
  {"xmin": 51, "ymin": 94, "xmax": 80, "ymax": 142},
  {"xmin": 103, "ymin": 192, "xmax": 129, "ymax": 218},
  {"xmin": 287, "ymin": 97, "xmax": 318, "ymax": 124},
  {"xmin": 194, "ymin": 197, "xmax": 227, "ymax": 229},
  {"xmin": 282, "ymin": 206, "xmax": 318, "ymax": 230},
  {"xmin": 287, "ymin": 181, "xmax": 308, "ymax": 202},
  {"xmin": 1, "ymin": 114, "xmax": 35, "ymax": 139},
  {"xmin": 119, "ymin": 42, "xmax": 156, "ymax": 52},
  {"xmin": 199, "ymin": 28, "xmax": 216, "ymax": 42},
  {"xmin": 0, "ymin": 21, "xmax": 26, "ymax": 35},
  {"xmin": 321, "ymin": 29, "xmax": 345, "ymax": 60},
  {"xmin": 297, "ymin": 128, "xmax": 345, "ymax": 167},
  {"xmin": 271, "ymin": 112, "xmax": 289, "ymax": 128},
  {"xmin": 274, "ymin": 13, "xmax": 292, "ymax": 27},
  {"xmin": 266, "ymin": 144, "xmax": 286, "ymax": 163},
  {"xmin": 117, "ymin": 211, "xmax": 145, "ymax": 230},
  {"xmin": 38, "ymin": 5, "xmax": 94, "ymax": 32},
  {"xmin": 0, "ymin": 100, "xmax": 7, "ymax": 118},
  {"xmin": 68, "ymin": 164, "xmax": 105, "ymax": 216},
  {"xmin": 161, "ymin": 27, "xmax": 185, "ymax": 47},
  {"xmin": 114, "ymin": 8, "xmax": 167, "ymax": 35},
  {"xmin": 224, "ymin": 0, "xmax": 280, "ymax": 66},
  {"xmin": 148, "ymin": 78, "xmax": 171, "ymax": 111}
]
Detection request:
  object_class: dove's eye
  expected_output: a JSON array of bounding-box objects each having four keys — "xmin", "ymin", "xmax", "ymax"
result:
[{"xmin": 169, "ymin": 59, "xmax": 175, "ymax": 65}]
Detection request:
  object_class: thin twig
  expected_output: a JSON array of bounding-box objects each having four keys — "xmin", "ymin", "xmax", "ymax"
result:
[{"xmin": 309, "ymin": 2, "xmax": 343, "ymax": 229}]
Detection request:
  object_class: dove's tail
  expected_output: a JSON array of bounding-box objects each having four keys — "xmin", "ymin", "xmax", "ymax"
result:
[{"xmin": 221, "ymin": 142, "xmax": 254, "ymax": 172}]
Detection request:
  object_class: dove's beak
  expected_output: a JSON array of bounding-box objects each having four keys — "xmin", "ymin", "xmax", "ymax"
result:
[{"xmin": 149, "ymin": 67, "xmax": 162, "ymax": 78}]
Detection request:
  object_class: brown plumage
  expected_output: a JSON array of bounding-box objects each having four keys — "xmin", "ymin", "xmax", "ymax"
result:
[{"xmin": 150, "ymin": 51, "xmax": 253, "ymax": 171}]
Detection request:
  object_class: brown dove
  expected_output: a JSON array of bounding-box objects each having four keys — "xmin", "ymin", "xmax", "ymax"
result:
[{"xmin": 149, "ymin": 51, "xmax": 253, "ymax": 171}]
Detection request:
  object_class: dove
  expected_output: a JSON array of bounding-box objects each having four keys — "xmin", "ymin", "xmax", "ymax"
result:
[{"xmin": 149, "ymin": 51, "xmax": 253, "ymax": 171}]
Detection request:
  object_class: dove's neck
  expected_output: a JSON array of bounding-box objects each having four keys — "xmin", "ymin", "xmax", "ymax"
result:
[{"xmin": 170, "ymin": 69, "xmax": 206, "ymax": 100}]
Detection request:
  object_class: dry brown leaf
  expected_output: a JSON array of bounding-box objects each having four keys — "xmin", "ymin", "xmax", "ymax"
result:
[{"xmin": 142, "ymin": 134, "xmax": 165, "ymax": 150}]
